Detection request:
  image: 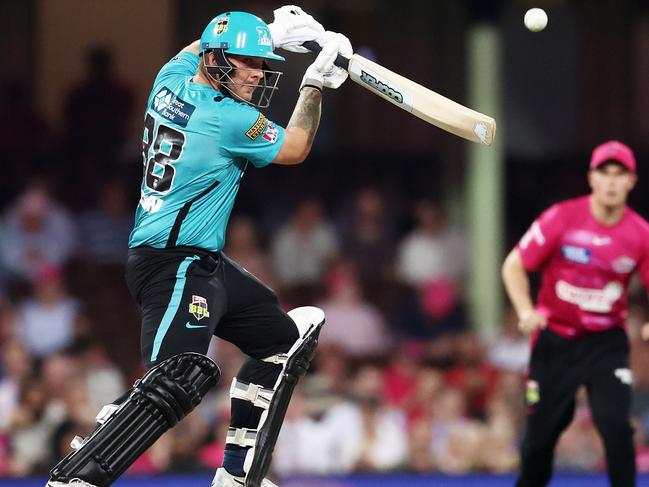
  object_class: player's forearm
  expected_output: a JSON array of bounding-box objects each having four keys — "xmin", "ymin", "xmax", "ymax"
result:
[
  {"xmin": 502, "ymin": 249, "xmax": 535, "ymax": 318},
  {"xmin": 287, "ymin": 87, "xmax": 321, "ymax": 148},
  {"xmin": 274, "ymin": 87, "xmax": 322, "ymax": 165}
]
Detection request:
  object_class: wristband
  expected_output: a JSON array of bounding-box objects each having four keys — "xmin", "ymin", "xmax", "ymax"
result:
[{"xmin": 300, "ymin": 78, "xmax": 323, "ymax": 92}]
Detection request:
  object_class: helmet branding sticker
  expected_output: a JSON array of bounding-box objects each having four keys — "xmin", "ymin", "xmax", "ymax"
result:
[
  {"xmin": 215, "ymin": 17, "xmax": 229, "ymax": 36},
  {"xmin": 245, "ymin": 113, "xmax": 269, "ymax": 140},
  {"xmin": 152, "ymin": 87, "xmax": 196, "ymax": 127},
  {"xmin": 256, "ymin": 26, "xmax": 272, "ymax": 47}
]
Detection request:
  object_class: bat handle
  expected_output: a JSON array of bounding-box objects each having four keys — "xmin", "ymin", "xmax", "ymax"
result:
[{"xmin": 302, "ymin": 40, "xmax": 351, "ymax": 71}]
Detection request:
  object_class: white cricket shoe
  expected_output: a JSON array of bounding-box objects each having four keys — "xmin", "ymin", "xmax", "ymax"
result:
[
  {"xmin": 46, "ymin": 480, "xmax": 97, "ymax": 487},
  {"xmin": 211, "ymin": 467, "xmax": 277, "ymax": 487}
]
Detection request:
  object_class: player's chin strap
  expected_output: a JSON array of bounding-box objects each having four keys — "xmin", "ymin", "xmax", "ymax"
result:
[
  {"xmin": 48, "ymin": 352, "xmax": 220, "ymax": 487},
  {"xmin": 223, "ymin": 306, "xmax": 325, "ymax": 487}
]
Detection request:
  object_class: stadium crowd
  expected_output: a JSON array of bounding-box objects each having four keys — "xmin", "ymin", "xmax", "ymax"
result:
[{"xmin": 2, "ymin": 47, "xmax": 649, "ymax": 479}]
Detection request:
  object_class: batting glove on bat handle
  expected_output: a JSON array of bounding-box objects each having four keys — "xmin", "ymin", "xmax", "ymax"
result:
[{"xmin": 302, "ymin": 40, "xmax": 350, "ymax": 71}]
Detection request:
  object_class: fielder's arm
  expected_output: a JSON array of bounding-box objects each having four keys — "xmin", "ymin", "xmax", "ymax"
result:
[{"xmin": 501, "ymin": 248, "xmax": 547, "ymax": 334}]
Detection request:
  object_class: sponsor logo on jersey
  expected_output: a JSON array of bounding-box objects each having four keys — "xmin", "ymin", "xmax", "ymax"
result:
[
  {"xmin": 592, "ymin": 235, "xmax": 612, "ymax": 246},
  {"xmin": 612, "ymin": 256, "xmax": 636, "ymax": 274},
  {"xmin": 189, "ymin": 295, "xmax": 210, "ymax": 321},
  {"xmin": 555, "ymin": 280, "xmax": 623, "ymax": 313},
  {"xmin": 359, "ymin": 70, "xmax": 403, "ymax": 103},
  {"xmin": 561, "ymin": 245, "xmax": 591, "ymax": 264},
  {"xmin": 152, "ymin": 88, "xmax": 196, "ymax": 127},
  {"xmin": 262, "ymin": 123, "xmax": 279, "ymax": 143},
  {"xmin": 215, "ymin": 17, "xmax": 229, "ymax": 36},
  {"xmin": 257, "ymin": 26, "xmax": 272, "ymax": 46},
  {"xmin": 245, "ymin": 113, "xmax": 269, "ymax": 140},
  {"xmin": 139, "ymin": 192, "xmax": 163, "ymax": 213}
]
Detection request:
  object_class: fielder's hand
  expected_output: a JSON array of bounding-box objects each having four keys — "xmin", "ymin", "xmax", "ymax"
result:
[
  {"xmin": 517, "ymin": 309, "xmax": 547, "ymax": 335},
  {"xmin": 300, "ymin": 32, "xmax": 352, "ymax": 90},
  {"xmin": 268, "ymin": 5, "xmax": 325, "ymax": 53},
  {"xmin": 641, "ymin": 322, "xmax": 649, "ymax": 341}
]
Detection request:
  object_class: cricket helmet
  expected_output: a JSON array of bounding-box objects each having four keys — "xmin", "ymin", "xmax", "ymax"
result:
[
  {"xmin": 200, "ymin": 11, "xmax": 285, "ymax": 62},
  {"xmin": 199, "ymin": 11, "xmax": 284, "ymax": 108}
]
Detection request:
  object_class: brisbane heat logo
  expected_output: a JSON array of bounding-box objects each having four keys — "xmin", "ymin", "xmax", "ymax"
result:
[
  {"xmin": 359, "ymin": 70, "xmax": 404, "ymax": 104},
  {"xmin": 215, "ymin": 17, "xmax": 229, "ymax": 36}
]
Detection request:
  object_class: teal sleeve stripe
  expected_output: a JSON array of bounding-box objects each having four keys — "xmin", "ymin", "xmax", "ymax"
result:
[{"xmin": 150, "ymin": 255, "xmax": 200, "ymax": 362}]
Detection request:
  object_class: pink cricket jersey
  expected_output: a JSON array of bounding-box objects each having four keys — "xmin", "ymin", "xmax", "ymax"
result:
[{"xmin": 517, "ymin": 196, "xmax": 649, "ymax": 338}]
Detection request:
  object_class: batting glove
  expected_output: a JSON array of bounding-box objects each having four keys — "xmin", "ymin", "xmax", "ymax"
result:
[
  {"xmin": 300, "ymin": 32, "xmax": 353, "ymax": 91},
  {"xmin": 268, "ymin": 5, "xmax": 325, "ymax": 53}
]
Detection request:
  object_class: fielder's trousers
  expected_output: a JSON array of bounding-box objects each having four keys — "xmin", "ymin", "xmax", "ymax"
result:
[{"xmin": 516, "ymin": 326, "xmax": 635, "ymax": 487}]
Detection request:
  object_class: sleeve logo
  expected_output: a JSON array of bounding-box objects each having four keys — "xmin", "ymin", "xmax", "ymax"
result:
[
  {"xmin": 245, "ymin": 113, "xmax": 269, "ymax": 140},
  {"xmin": 519, "ymin": 221, "xmax": 545, "ymax": 249},
  {"xmin": 262, "ymin": 123, "xmax": 278, "ymax": 143}
]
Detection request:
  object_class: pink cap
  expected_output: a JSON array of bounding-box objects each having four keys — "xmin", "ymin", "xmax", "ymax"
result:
[{"xmin": 589, "ymin": 140, "xmax": 636, "ymax": 174}]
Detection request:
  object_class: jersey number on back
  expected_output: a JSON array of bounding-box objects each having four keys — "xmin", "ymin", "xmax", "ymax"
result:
[{"xmin": 142, "ymin": 113, "xmax": 186, "ymax": 194}]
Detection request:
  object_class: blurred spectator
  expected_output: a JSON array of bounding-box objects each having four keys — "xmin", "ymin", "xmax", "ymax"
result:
[
  {"xmin": 445, "ymin": 333, "xmax": 499, "ymax": 418},
  {"xmin": 0, "ymin": 294, "xmax": 17, "ymax": 345},
  {"xmin": 8, "ymin": 376, "xmax": 57, "ymax": 475},
  {"xmin": 78, "ymin": 179, "xmax": 133, "ymax": 265},
  {"xmin": 338, "ymin": 188, "xmax": 396, "ymax": 288},
  {"xmin": 430, "ymin": 387, "xmax": 468, "ymax": 446},
  {"xmin": 317, "ymin": 260, "xmax": 391, "ymax": 358},
  {"xmin": 73, "ymin": 340, "xmax": 126, "ymax": 412},
  {"xmin": 303, "ymin": 344, "xmax": 351, "ymax": 416},
  {"xmin": 0, "ymin": 185, "xmax": 78, "ymax": 283},
  {"xmin": 486, "ymin": 306, "xmax": 530, "ymax": 372},
  {"xmin": 274, "ymin": 389, "xmax": 330, "ymax": 475},
  {"xmin": 407, "ymin": 418, "xmax": 435, "ymax": 472},
  {"xmin": 0, "ymin": 81, "xmax": 51, "ymax": 192},
  {"xmin": 15, "ymin": 266, "xmax": 89, "ymax": 359},
  {"xmin": 434, "ymin": 420, "xmax": 484, "ymax": 474},
  {"xmin": 383, "ymin": 344, "xmax": 425, "ymax": 411},
  {"xmin": 403, "ymin": 367, "xmax": 446, "ymax": 425},
  {"xmin": 271, "ymin": 198, "xmax": 338, "ymax": 288},
  {"xmin": 396, "ymin": 199, "xmax": 466, "ymax": 288},
  {"xmin": 320, "ymin": 365, "xmax": 408, "ymax": 473},
  {"xmin": 64, "ymin": 46, "xmax": 134, "ymax": 157},
  {"xmin": 480, "ymin": 397, "xmax": 520, "ymax": 472},
  {"xmin": 224, "ymin": 215, "xmax": 273, "ymax": 283},
  {"xmin": 0, "ymin": 341, "xmax": 32, "ymax": 432}
]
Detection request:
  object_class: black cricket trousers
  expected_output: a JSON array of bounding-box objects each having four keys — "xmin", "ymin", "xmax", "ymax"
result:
[{"xmin": 516, "ymin": 326, "xmax": 635, "ymax": 487}]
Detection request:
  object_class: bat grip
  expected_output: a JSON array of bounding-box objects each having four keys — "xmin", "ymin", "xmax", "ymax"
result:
[{"xmin": 302, "ymin": 40, "xmax": 350, "ymax": 71}]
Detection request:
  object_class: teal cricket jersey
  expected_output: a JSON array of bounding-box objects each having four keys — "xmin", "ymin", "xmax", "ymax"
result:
[{"xmin": 129, "ymin": 52, "xmax": 285, "ymax": 252}]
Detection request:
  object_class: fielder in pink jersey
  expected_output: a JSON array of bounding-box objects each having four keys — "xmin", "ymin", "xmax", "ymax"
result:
[{"xmin": 502, "ymin": 140, "xmax": 649, "ymax": 487}]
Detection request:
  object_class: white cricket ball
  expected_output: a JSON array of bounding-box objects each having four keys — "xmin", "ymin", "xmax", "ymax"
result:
[{"xmin": 524, "ymin": 8, "xmax": 548, "ymax": 32}]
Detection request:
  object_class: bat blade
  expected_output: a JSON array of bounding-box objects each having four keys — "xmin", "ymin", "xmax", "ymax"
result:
[{"xmin": 347, "ymin": 54, "xmax": 496, "ymax": 146}]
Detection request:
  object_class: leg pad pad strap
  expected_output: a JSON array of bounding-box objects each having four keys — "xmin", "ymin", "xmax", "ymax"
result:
[{"xmin": 49, "ymin": 352, "xmax": 220, "ymax": 487}]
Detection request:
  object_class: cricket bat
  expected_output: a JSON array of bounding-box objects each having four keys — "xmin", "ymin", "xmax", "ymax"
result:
[{"xmin": 303, "ymin": 41, "xmax": 496, "ymax": 146}]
